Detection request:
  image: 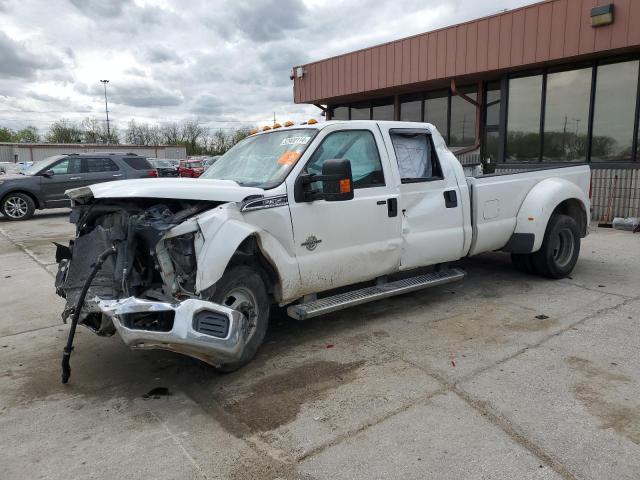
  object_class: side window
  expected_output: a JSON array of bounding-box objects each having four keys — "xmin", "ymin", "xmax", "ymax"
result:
[
  {"xmin": 390, "ymin": 131, "xmax": 443, "ymax": 182},
  {"xmin": 50, "ymin": 158, "xmax": 81, "ymax": 175},
  {"xmin": 85, "ymin": 158, "xmax": 120, "ymax": 173},
  {"xmin": 306, "ymin": 130, "xmax": 385, "ymax": 188}
]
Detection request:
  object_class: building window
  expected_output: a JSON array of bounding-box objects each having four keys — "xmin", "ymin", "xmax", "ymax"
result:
[
  {"xmin": 372, "ymin": 100, "xmax": 394, "ymax": 120},
  {"xmin": 400, "ymin": 95, "xmax": 422, "ymax": 122},
  {"xmin": 591, "ymin": 60, "xmax": 639, "ymax": 162},
  {"xmin": 543, "ymin": 67, "xmax": 592, "ymax": 162},
  {"xmin": 424, "ymin": 91, "xmax": 449, "ymax": 141},
  {"xmin": 450, "ymin": 85, "xmax": 477, "ymax": 148},
  {"xmin": 350, "ymin": 102, "xmax": 371, "ymax": 120},
  {"xmin": 506, "ymin": 75, "xmax": 543, "ymax": 162},
  {"xmin": 332, "ymin": 106, "xmax": 349, "ymax": 120}
]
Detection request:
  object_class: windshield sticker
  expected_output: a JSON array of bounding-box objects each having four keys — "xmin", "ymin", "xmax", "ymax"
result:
[
  {"xmin": 277, "ymin": 151, "xmax": 301, "ymax": 165},
  {"xmin": 280, "ymin": 136, "xmax": 311, "ymax": 146}
]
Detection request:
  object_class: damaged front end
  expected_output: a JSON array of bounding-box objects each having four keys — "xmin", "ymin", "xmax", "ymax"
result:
[{"xmin": 55, "ymin": 198, "xmax": 250, "ymax": 366}]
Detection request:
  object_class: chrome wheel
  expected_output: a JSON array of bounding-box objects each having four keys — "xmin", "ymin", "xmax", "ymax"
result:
[
  {"xmin": 221, "ymin": 286, "xmax": 258, "ymax": 343},
  {"xmin": 4, "ymin": 196, "xmax": 29, "ymax": 219},
  {"xmin": 551, "ymin": 228, "xmax": 575, "ymax": 269}
]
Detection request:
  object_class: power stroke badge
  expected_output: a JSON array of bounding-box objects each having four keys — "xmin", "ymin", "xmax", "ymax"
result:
[{"xmin": 301, "ymin": 235, "xmax": 322, "ymax": 251}]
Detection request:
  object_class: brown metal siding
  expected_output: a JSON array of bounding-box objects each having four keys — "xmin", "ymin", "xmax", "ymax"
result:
[{"xmin": 294, "ymin": 0, "xmax": 640, "ymax": 104}]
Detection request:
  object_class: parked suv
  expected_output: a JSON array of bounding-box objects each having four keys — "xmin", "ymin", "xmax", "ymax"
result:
[
  {"xmin": 0, "ymin": 153, "xmax": 157, "ymax": 220},
  {"xmin": 178, "ymin": 159, "xmax": 205, "ymax": 177}
]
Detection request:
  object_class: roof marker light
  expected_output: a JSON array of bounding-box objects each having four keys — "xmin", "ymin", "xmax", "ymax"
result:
[
  {"xmin": 262, "ymin": 125, "xmax": 271, "ymax": 131},
  {"xmin": 273, "ymin": 123, "xmax": 282, "ymax": 129},
  {"xmin": 307, "ymin": 118, "xmax": 318, "ymax": 125},
  {"xmin": 284, "ymin": 120, "xmax": 294, "ymax": 127}
]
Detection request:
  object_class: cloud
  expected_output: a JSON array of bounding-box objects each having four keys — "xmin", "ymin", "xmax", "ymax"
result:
[
  {"xmin": 0, "ymin": 31, "xmax": 64, "ymax": 79},
  {"xmin": 0, "ymin": 0, "xmax": 534, "ymax": 131},
  {"xmin": 144, "ymin": 45, "xmax": 183, "ymax": 64}
]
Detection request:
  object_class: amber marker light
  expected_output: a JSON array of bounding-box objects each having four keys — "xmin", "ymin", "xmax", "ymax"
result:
[{"xmin": 307, "ymin": 118, "xmax": 318, "ymax": 125}]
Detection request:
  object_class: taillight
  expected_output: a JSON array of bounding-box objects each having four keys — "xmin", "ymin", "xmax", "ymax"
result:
[{"xmin": 148, "ymin": 169, "xmax": 158, "ymax": 177}]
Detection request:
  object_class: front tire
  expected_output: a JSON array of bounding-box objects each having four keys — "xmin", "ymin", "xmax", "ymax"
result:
[
  {"xmin": 532, "ymin": 214, "xmax": 580, "ymax": 279},
  {"xmin": 1, "ymin": 193, "xmax": 35, "ymax": 220},
  {"xmin": 209, "ymin": 265, "xmax": 270, "ymax": 373}
]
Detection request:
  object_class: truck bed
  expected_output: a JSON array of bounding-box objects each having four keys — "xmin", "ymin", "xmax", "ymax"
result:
[{"xmin": 465, "ymin": 164, "xmax": 591, "ymax": 256}]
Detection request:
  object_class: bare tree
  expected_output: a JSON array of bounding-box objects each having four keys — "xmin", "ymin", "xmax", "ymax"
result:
[{"xmin": 46, "ymin": 119, "xmax": 83, "ymax": 143}]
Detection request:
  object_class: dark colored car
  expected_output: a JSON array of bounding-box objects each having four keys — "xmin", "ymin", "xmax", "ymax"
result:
[
  {"xmin": 178, "ymin": 159, "xmax": 205, "ymax": 178},
  {"xmin": 0, "ymin": 153, "xmax": 157, "ymax": 221},
  {"xmin": 149, "ymin": 159, "xmax": 179, "ymax": 177}
]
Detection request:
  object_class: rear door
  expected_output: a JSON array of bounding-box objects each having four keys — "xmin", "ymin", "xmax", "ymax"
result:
[
  {"xmin": 82, "ymin": 157, "xmax": 123, "ymax": 185},
  {"xmin": 286, "ymin": 124, "xmax": 402, "ymax": 294},
  {"xmin": 40, "ymin": 157, "xmax": 84, "ymax": 207},
  {"xmin": 381, "ymin": 127, "xmax": 465, "ymax": 269}
]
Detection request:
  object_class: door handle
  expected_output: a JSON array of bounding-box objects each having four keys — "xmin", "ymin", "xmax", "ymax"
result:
[
  {"xmin": 70, "ymin": 177, "xmax": 82, "ymax": 180},
  {"xmin": 112, "ymin": 174, "xmax": 123, "ymax": 177},
  {"xmin": 387, "ymin": 198, "xmax": 398, "ymax": 217},
  {"xmin": 443, "ymin": 190, "xmax": 458, "ymax": 208}
]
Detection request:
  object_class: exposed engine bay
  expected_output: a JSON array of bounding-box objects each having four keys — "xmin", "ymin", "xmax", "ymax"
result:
[{"xmin": 55, "ymin": 198, "xmax": 218, "ymax": 335}]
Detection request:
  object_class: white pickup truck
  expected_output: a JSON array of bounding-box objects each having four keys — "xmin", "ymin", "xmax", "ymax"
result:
[{"xmin": 55, "ymin": 120, "xmax": 591, "ymax": 375}]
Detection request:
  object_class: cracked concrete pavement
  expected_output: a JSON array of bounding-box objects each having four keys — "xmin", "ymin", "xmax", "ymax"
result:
[{"xmin": 0, "ymin": 209, "xmax": 638, "ymax": 479}]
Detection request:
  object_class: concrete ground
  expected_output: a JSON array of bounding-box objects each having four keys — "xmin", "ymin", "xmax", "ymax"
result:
[{"xmin": 0, "ymin": 208, "xmax": 638, "ymax": 480}]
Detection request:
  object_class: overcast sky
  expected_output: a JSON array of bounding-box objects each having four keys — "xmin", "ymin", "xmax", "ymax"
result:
[{"xmin": 0, "ymin": 0, "xmax": 533, "ymax": 134}]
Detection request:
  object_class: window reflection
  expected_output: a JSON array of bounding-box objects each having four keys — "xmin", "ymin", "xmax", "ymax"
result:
[
  {"xmin": 507, "ymin": 75, "xmax": 543, "ymax": 162},
  {"xmin": 450, "ymin": 86, "xmax": 477, "ymax": 147},
  {"xmin": 424, "ymin": 91, "xmax": 449, "ymax": 141},
  {"xmin": 332, "ymin": 106, "xmax": 349, "ymax": 120},
  {"xmin": 350, "ymin": 103, "xmax": 371, "ymax": 120},
  {"xmin": 400, "ymin": 98, "xmax": 422, "ymax": 122},
  {"xmin": 543, "ymin": 67, "xmax": 591, "ymax": 162},
  {"xmin": 372, "ymin": 102, "xmax": 394, "ymax": 120},
  {"xmin": 591, "ymin": 60, "xmax": 639, "ymax": 162}
]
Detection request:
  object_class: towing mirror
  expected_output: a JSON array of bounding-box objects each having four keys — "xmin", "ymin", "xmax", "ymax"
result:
[{"xmin": 294, "ymin": 158, "xmax": 354, "ymax": 203}]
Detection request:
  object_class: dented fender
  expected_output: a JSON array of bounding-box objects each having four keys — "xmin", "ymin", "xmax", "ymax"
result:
[{"xmin": 176, "ymin": 205, "xmax": 300, "ymax": 303}]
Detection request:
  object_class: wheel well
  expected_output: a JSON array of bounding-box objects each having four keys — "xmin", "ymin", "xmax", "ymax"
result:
[
  {"xmin": 228, "ymin": 235, "xmax": 280, "ymax": 301},
  {"xmin": 1, "ymin": 190, "xmax": 40, "ymax": 209},
  {"xmin": 552, "ymin": 199, "xmax": 587, "ymax": 237}
]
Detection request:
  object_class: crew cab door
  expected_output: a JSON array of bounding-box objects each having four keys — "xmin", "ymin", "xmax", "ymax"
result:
[
  {"xmin": 286, "ymin": 124, "xmax": 402, "ymax": 294},
  {"xmin": 40, "ymin": 156, "xmax": 84, "ymax": 207},
  {"xmin": 380, "ymin": 127, "xmax": 465, "ymax": 269}
]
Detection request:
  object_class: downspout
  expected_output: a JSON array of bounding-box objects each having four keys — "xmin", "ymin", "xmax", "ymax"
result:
[{"xmin": 450, "ymin": 79, "xmax": 483, "ymax": 155}]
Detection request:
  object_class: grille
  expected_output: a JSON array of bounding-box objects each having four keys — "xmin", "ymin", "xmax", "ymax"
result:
[{"xmin": 193, "ymin": 310, "xmax": 229, "ymax": 338}]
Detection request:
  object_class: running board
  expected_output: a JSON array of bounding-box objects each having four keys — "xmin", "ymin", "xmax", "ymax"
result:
[{"xmin": 287, "ymin": 268, "xmax": 466, "ymax": 320}]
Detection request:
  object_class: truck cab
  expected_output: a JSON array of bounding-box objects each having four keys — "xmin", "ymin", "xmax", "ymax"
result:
[{"xmin": 56, "ymin": 121, "xmax": 591, "ymax": 374}]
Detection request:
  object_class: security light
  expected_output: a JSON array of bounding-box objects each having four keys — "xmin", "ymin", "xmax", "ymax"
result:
[{"xmin": 591, "ymin": 4, "xmax": 614, "ymax": 27}]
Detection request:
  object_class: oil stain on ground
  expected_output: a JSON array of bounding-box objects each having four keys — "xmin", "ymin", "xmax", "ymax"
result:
[
  {"xmin": 566, "ymin": 356, "xmax": 640, "ymax": 445},
  {"xmin": 221, "ymin": 359, "xmax": 365, "ymax": 433}
]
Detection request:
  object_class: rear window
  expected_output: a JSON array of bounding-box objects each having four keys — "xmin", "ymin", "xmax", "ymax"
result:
[{"xmin": 123, "ymin": 156, "xmax": 152, "ymax": 170}]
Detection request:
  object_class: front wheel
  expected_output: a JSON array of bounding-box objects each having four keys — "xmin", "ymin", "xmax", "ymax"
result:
[
  {"xmin": 208, "ymin": 265, "xmax": 270, "ymax": 373},
  {"xmin": 1, "ymin": 193, "xmax": 35, "ymax": 220},
  {"xmin": 532, "ymin": 214, "xmax": 580, "ymax": 279}
]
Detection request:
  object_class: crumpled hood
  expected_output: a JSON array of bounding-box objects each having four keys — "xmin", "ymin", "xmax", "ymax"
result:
[{"xmin": 66, "ymin": 178, "xmax": 265, "ymax": 203}]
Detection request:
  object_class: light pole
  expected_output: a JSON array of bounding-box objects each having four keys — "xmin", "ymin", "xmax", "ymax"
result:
[{"xmin": 100, "ymin": 79, "xmax": 110, "ymax": 144}]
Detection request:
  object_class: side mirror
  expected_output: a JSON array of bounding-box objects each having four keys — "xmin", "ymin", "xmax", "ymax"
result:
[
  {"xmin": 294, "ymin": 158, "xmax": 354, "ymax": 203},
  {"xmin": 42, "ymin": 170, "xmax": 55, "ymax": 178}
]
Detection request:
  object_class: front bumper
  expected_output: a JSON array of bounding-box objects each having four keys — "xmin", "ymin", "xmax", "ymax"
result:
[{"xmin": 95, "ymin": 297, "xmax": 246, "ymax": 366}]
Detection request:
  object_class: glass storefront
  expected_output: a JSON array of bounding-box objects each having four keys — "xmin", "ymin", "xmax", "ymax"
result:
[
  {"xmin": 424, "ymin": 91, "xmax": 449, "ymax": 142},
  {"xmin": 506, "ymin": 75, "xmax": 543, "ymax": 162},
  {"xmin": 450, "ymin": 86, "xmax": 477, "ymax": 148}
]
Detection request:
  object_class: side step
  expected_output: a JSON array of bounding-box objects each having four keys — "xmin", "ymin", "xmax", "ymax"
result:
[{"xmin": 287, "ymin": 267, "xmax": 466, "ymax": 320}]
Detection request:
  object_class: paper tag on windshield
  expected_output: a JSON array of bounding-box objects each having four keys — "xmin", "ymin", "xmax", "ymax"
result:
[
  {"xmin": 280, "ymin": 136, "xmax": 311, "ymax": 146},
  {"xmin": 277, "ymin": 151, "xmax": 301, "ymax": 165}
]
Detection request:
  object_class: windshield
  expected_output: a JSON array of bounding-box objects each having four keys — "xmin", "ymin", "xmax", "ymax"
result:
[
  {"xmin": 155, "ymin": 160, "xmax": 173, "ymax": 167},
  {"xmin": 202, "ymin": 128, "xmax": 318, "ymax": 188},
  {"xmin": 23, "ymin": 155, "xmax": 66, "ymax": 175}
]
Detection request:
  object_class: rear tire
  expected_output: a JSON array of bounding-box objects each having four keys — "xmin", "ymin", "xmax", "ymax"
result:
[
  {"xmin": 532, "ymin": 214, "xmax": 580, "ymax": 279},
  {"xmin": 1, "ymin": 193, "xmax": 35, "ymax": 220},
  {"xmin": 208, "ymin": 265, "xmax": 270, "ymax": 373}
]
